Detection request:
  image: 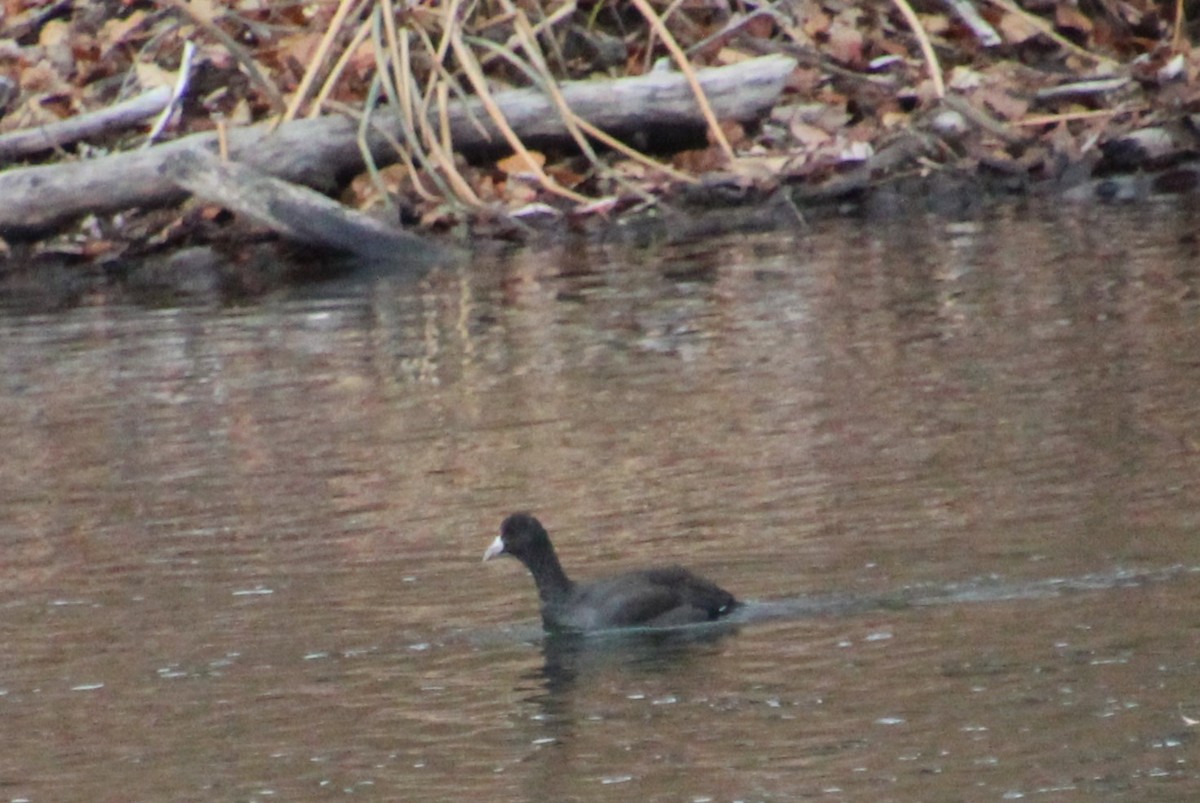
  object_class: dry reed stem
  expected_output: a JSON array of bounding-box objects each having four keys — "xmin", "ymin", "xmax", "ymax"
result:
[
  {"xmin": 890, "ymin": 0, "xmax": 945, "ymax": 99},
  {"xmin": 629, "ymin": 0, "xmax": 734, "ymax": 162},
  {"xmin": 477, "ymin": 2, "xmax": 577, "ymax": 70},
  {"xmin": 269, "ymin": 2, "xmax": 724, "ymax": 210},
  {"xmin": 500, "ymin": 8, "xmax": 615, "ymax": 173},
  {"xmin": 1014, "ymin": 107, "xmax": 1138, "ymax": 126},
  {"xmin": 328, "ymin": 96, "xmax": 443, "ymax": 203},
  {"xmin": 283, "ymin": 0, "xmax": 363, "ymax": 122},
  {"xmin": 447, "ymin": 21, "xmax": 591, "ymax": 204},
  {"xmin": 1172, "ymin": 0, "xmax": 1187, "ymax": 51},
  {"xmin": 356, "ymin": 0, "xmax": 479, "ymax": 207},
  {"xmin": 428, "ymin": 81, "xmax": 483, "ymax": 205},
  {"xmin": 497, "ymin": 7, "xmax": 683, "ymax": 200},
  {"xmin": 565, "ymin": 112, "xmax": 697, "ymax": 185},
  {"xmin": 400, "ymin": 8, "xmax": 483, "ymax": 206},
  {"xmin": 311, "ymin": 16, "xmax": 373, "ymax": 116},
  {"xmin": 379, "ymin": 0, "xmax": 405, "ymax": 106},
  {"xmin": 413, "ymin": 6, "xmax": 491, "ymax": 145},
  {"xmin": 509, "ymin": 6, "xmax": 695, "ymax": 185},
  {"xmin": 365, "ymin": 11, "xmax": 457, "ymax": 204}
]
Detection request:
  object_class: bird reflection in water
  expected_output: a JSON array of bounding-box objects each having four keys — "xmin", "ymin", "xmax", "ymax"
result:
[{"xmin": 530, "ymin": 618, "xmax": 741, "ymax": 698}]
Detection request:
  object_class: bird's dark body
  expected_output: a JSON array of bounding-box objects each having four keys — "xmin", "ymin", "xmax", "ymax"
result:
[
  {"xmin": 543, "ymin": 566, "xmax": 736, "ymax": 631},
  {"xmin": 484, "ymin": 513, "xmax": 738, "ymax": 633}
]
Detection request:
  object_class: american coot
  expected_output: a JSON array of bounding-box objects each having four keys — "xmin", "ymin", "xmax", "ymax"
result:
[{"xmin": 483, "ymin": 512, "xmax": 738, "ymax": 633}]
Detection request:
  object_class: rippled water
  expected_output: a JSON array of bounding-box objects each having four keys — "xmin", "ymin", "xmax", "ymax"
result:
[{"xmin": 1, "ymin": 199, "xmax": 1198, "ymax": 800}]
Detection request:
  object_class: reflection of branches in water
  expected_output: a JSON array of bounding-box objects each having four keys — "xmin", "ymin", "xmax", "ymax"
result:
[{"xmin": 356, "ymin": 237, "xmax": 738, "ymax": 391}]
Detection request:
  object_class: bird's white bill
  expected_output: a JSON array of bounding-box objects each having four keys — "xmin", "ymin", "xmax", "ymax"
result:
[{"xmin": 482, "ymin": 534, "xmax": 505, "ymax": 562}]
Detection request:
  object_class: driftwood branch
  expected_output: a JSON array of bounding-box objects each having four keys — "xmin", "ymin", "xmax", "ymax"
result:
[
  {"xmin": 163, "ymin": 148, "xmax": 447, "ymax": 262},
  {"xmin": 0, "ymin": 54, "xmax": 796, "ymax": 238},
  {"xmin": 0, "ymin": 86, "xmax": 172, "ymax": 161}
]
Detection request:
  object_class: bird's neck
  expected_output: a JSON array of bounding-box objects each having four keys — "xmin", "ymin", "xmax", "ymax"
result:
[{"xmin": 523, "ymin": 546, "xmax": 573, "ymax": 603}]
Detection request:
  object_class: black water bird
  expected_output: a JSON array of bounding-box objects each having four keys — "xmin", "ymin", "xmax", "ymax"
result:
[{"xmin": 483, "ymin": 512, "xmax": 738, "ymax": 633}]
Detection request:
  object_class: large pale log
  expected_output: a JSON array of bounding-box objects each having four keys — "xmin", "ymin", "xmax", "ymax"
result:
[{"xmin": 0, "ymin": 55, "xmax": 796, "ymax": 238}]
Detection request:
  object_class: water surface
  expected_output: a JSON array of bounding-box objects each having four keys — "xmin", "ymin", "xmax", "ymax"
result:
[{"xmin": 1, "ymin": 199, "xmax": 1198, "ymax": 800}]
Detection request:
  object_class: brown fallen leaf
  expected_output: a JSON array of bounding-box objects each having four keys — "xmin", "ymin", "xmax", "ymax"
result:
[
  {"xmin": 502, "ymin": 180, "xmax": 539, "ymax": 205},
  {"xmin": 135, "ymin": 61, "xmax": 175, "ymax": 91},
  {"xmin": 998, "ymin": 11, "xmax": 1041, "ymax": 44},
  {"xmin": 674, "ymin": 145, "xmax": 726, "ymax": 174},
  {"xmin": 802, "ymin": 6, "xmax": 831, "ymax": 39},
  {"xmin": 99, "ymin": 10, "xmax": 148, "ymax": 56},
  {"xmin": 827, "ymin": 18, "xmax": 864, "ymax": 66},
  {"xmin": 976, "ymin": 87, "xmax": 1029, "ymax": 121},
  {"xmin": 790, "ymin": 118, "xmax": 831, "ymax": 147},
  {"xmin": 1055, "ymin": 4, "xmax": 1093, "ymax": 38},
  {"xmin": 545, "ymin": 163, "xmax": 585, "ymax": 189},
  {"xmin": 497, "ymin": 150, "xmax": 546, "ymax": 176},
  {"xmin": 712, "ymin": 119, "xmax": 747, "ymax": 148},
  {"xmin": 39, "ymin": 18, "xmax": 72, "ymax": 48}
]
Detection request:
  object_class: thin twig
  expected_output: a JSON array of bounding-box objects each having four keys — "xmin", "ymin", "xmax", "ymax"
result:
[
  {"xmin": 1034, "ymin": 77, "xmax": 1130, "ymax": 100},
  {"xmin": 1173, "ymin": 0, "xmax": 1187, "ymax": 52},
  {"xmin": 1013, "ymin": 107, "xmax": 1138, "ymax": 127},
  {"xmin": 145, "ymin": 39, "xmax": 196, "ymax": 145},
  {"xmin": 940, "ymin": 94, "xmax": 1026, "ymax": 144},
  {"xmin": 891, "ymin": 0, "xmax": 945, "ymax": 98}
]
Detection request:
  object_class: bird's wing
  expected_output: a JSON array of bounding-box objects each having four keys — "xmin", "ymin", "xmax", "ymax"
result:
[
  {"xmin": 594, "ymin": 584, "xmax": 688, "ymax": 627},
  {"xmin": 576, "ymin": 567, "xmax": 733, "ymax": 627}
]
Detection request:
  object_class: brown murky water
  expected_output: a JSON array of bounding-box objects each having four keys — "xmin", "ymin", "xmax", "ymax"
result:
[{"xmin": 1, "ymin": 199, "xmax": 1198, "ymax": 800}]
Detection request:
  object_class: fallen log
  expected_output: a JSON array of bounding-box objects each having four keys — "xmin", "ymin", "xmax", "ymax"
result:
[
  {"xmin": 0, "ymin": 54, "xmax": 796, "ymax": 238},
  {"xmin": 162, "ymin": 149, "xmax": 449, "ymax": 262},
  {"xmin": 0, "ymin": 86, "xmax": 173, "ymax": 161}
]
